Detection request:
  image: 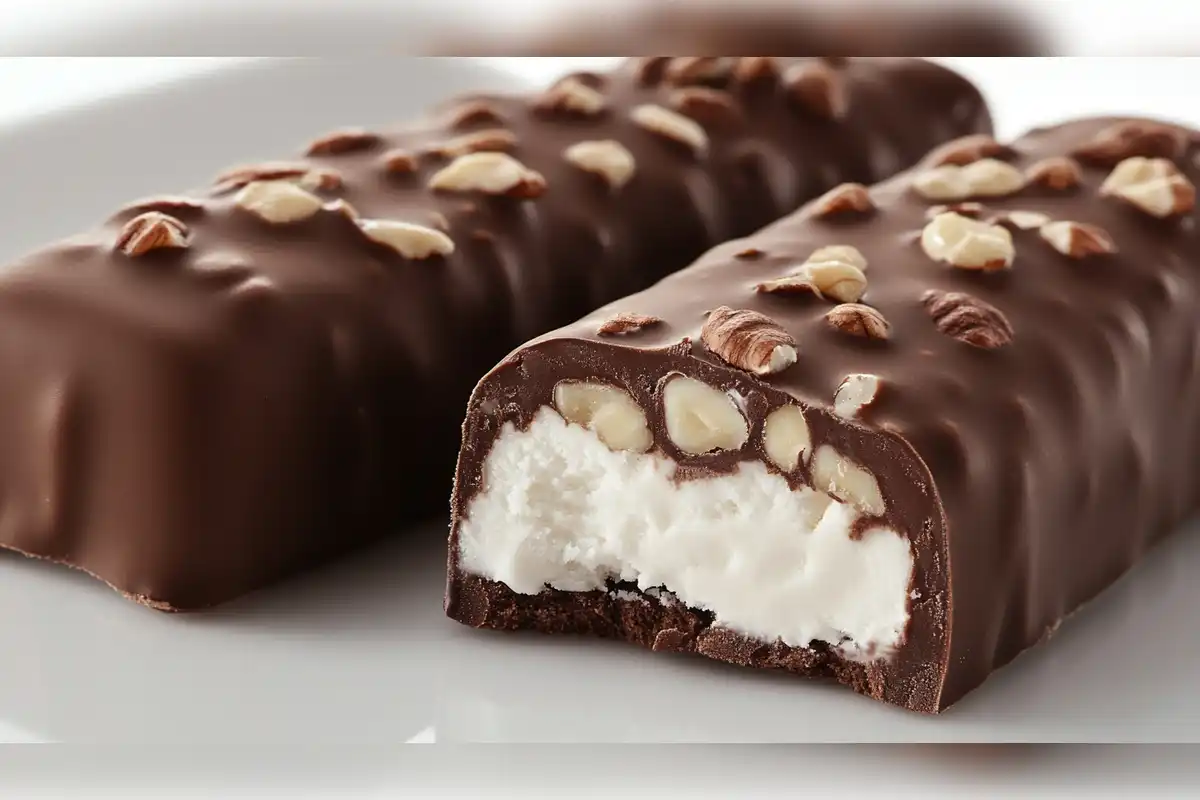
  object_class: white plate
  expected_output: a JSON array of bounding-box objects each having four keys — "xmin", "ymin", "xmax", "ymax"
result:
[{"xmin": 1, "ymin": 58, "xmax": 1199, "ymax": 745}]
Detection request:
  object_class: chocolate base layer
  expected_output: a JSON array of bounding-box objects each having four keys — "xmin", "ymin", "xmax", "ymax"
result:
[{"xmin": 451, "ymin": 573, "xmax": 894, "ymax": 708}]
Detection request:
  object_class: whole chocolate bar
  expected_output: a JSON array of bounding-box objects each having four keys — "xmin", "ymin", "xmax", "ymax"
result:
[
  {"xmin": 447, "ymin": 117, "xmax": 1200, "ymax": 712},
  {"xmin": 0, "ymin": 58, "xmax": 989, "ymax": 610}
]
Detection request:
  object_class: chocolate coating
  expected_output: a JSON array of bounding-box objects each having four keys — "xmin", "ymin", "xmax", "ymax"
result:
[
  {"xmin": 447, "ymin": 118, "xmax": 1200, "ymax": 712},
  {"xmin": 0, "ymin": 58, "xmax": 989, "ymax": 610}
]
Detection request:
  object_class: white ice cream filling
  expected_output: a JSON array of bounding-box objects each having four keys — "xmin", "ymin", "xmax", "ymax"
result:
[{"xmin": 458, "ymin": 407, "xmax": 914, "ymax": 658}]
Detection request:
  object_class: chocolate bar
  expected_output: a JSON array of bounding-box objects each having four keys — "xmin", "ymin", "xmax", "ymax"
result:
[
  {"xmin": 446, "ymin": 117, "xmax": 1200, "ymax": 712},
  {"xmin": 0, "ymin": 58, "xmax": 989, "ymax": 611}
]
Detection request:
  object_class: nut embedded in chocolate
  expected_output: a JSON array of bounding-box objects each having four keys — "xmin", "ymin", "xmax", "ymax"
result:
[
  {"xmin": 357, "ymin": 219, "xmax": 455, "ymax": 260},
  {"xmin": 922, "ymin": 289, "xmax": 1014, "ymax": 349},
  {"xmin": 925, "ymin": 134, "xmax": 1014, "ymax": 167},
  {"xmin": 427, "ymin": 152, "xmax": 547, "ymax": 199},
  {"xmin": 833, "ymin": 373, "xmax": 883, "ymax": 419},
  {"xmin": 427, "ymin": 129, "xmax": 518, "ymax": 159},
  {"xmin": 381, "ymin": 149, "xmax": 418, "ymax": 174},
  {"xmin": 826, "ymin": 303, "xmax": 891, "ymax": 340},
  {"xmin": 662, "ymin": 375, "xmax": 749, "ymax": 454},
  {"xmin": 925, "ymin": 202, "xmax": 985, "ymax": 220},
  {"xmin": 596, "ymin": 312, "xmax": 663, "ymax": 336},
  {"xmin": 664, "ymin": 57, "xmax": 735, "ymax": 86},
  {"xmin": 913, "ymin": 159, "xmax": 1025, "ymax": 201},
  {"xmin": 762, "ymin": 404, "xmax": 810, "ymax": 472},
  {"xmin": 305, "ymin": 128, "xmax": 381, "ymax": 156},
  {"xmin": 553, "ymin": 381, "xmax": 652, "ymax": 453},
  {"xmin": 701, "ymin": 306, "xmax": 797, "ymax": 376},
  {"xmin": 564, "ymin": 140, "xmax": 637, "ymax": 190},
  {"xmin": 810, "ymin": 445, "xmax": 885, "ymax": 515},
  {"xmin": 990, "ymin": 210, "xmax": 1052, "ymax": 230},
  {"xmin": 234, "ymin": 180, "xmax": 324, "ymax": 224},
  {"xmin": 732, "ymin": 56, "xmax": 780, "ymax": 86},
  {"xmin": 756, "ymin": 246, "xmax": 869, "ymax": 304},
  {"xmin": 920, "ymin": 211, "xmax": 1015, "ymax": 271},
  {"xmin": 630, "ymin": 104, "xmax": 709, "ymax": 157},
  {"xmin": 783, "ymin": 61, "xmax": 847, "ymax": 121},
  {"xmin": 533, "ymin": 77, "xmax": 607, "ymax": 117},
  {"xmin": 1038, "ymin": 221, "xmax": 1118, "ymax": 259},
  {"xmin": 1024, "ymin": 156, "xmax": 1082, "ymax": 191},
  {"xmin": 444, "ymin": 100, "xmax": 506, "ymax": 130},
  {"xmin": 1070, "ymin": 120, "xmax": 1189, "ymax": 167},
  {"xmin": 669, "ymin": 87, "xmax": 743, "ymax": 129},
  {"xmin": 810, "ymin": 183, "xmax": 876, "ymax": 219},
  {"xmin": 115, "ymin": 211, "xmax": 189, "ymax": 256},
  {"xmin": 1099, "ymin": 157, "xmax": 1196, "ymax": 218}
]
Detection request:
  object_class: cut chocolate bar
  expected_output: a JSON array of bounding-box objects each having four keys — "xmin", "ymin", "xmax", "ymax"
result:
[
  {"xmin": 446, "ymin": 118, "xmax": 1200, "ymax": 712},
  {"xmin": 0, "ymin": 58, "xmax": 990, "ymax": 610}
]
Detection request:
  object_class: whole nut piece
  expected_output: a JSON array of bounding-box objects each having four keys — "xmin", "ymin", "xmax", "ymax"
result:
[
  {"xmin": 755, "ymin": 246, "xmax": 869, "ymax": 303},
  {"xmin": 564, "ymin": 140, "xmax": 637, "ymax": 189},
  {"xmin": 1099, "ymin": 156, "xmax": 1195, "ymax": 218},
  {"xmin": 662, "ymin": 376, "xmax": 749, "ymax": 455},
  {"xmin": 358, "ymin": 219, "xmax": 455, "ymax": 259},
  {"xmin": 920, "ymin": 211, "xmax": 1015, "ymax": 271},
  {"xmin": 115, "ymin": 211, "xmax": 189, "ymax": 256},
  {"xmin": 810, "ymin": 445, "xmax": 885, "ymax": 516},
  {"xmin": 913, "ymin": 159, "xmax": 1025, "ymax": 201},
  {"xmin": 833, "ymin": 374, "xmax": 882, "ymax": 419},
  {"xmin": 1038, "ymin": 221, "xmax": 1118, "ymax": 259},
  {"xmin": 235, "ymin": 180, "xmax": 324, "ymax": 224},
  {"xmin": 429, "ymin": 129, "xmax": 518, "ymax": 159},
  {"xmin": 665, "ymin": 57, "xmax": 736, "ymax": 85},
  {"xmin": 922, "ymin": 289, "xmax": 1014, "ymax": 349},
  {"xmin": 826, "ymin": 303, "xmax": 891, "ymax": 340},
  {"xmin": 701, "ymin": 307, "xmax": 797, "ymax": 376},
  {"xmin": 762, "ymin": 405, "xmax": 811, "ymax": 473},
  {"xmin": 669, "ymin": 87, "xmax": 743, "ymax": 128},
  {"xmin": 810, "ymin": 183, "xmax": 876, "ymax": 219},
  {"xmin": 428, "ymin": 152, "xmax": 547, "ymax": 198},
  {"xmin": 553, "ymin": 381, "xmax": 653, "ymax": 453},
  {"xmin": 630, "ymin": 104, "xmax": 709, "ymax": 157}
]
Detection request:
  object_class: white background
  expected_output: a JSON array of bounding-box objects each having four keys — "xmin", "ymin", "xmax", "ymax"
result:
[{"xmin": 1, "ymin": 2, "xmax": 1200, "ymax": 796}]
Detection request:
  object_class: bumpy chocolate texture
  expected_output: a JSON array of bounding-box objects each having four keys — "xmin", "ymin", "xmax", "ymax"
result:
[
  {"xmin": 447, "ymin": 117, "xmax": 1200, "ymax": 713},
  {"xmin": 0, "ymin": 58, "xmax": 989, "ymax": 610}
]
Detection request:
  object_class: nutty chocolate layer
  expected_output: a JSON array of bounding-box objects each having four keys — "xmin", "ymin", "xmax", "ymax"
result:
[
  {"xmin": 0, "ymin": 58, "xmax": 989, "ymax": 610},
  {"xmin": 447, "ymin": 118, "xmax": 1200, "ymax": 712}
]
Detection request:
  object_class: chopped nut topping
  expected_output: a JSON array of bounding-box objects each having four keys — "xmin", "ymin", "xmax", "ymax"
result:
[
  {"xmin": 1038, "ymin": 221, "xmax": 1118, "ymax": 258},
  {"xmin": 554, "ymin": 381, "xmax": 652, "ymax": 453},
  {"xmin": 428, "ymin": 152, "xmax": 547, "ymax": 198},
  {"xmin": 564, "ymin": 140, "xmax": 637, "ymax": 189},
  {"xmin": 533, "ymin": 77, "xmax": 607, "ymax": 116},
  {"xmin": 662, "ymin": 376, "xmax": 749, "ymax": 455},
  {"xmin": 783, "ymin": 61, "xmax": 847, "ymax": 121},
  {"xmin": 632, "ymin": 56, "xmax": 672, "ymax": 86},
  {"xmin": 665, "ymin": 57, "xmax": 736, "ymax": 85},
  {"xmin": 234, "ymin": 180, "xmax": 324, "ymax": 224},
  {"xmin": 445, "ymin": 100, "xmax": 506, "ymax": 129},
  {"xmin": 115, "ymin": 211, "xmax": 189, "ymax": 256},
  {"xmin": 912, "ymin": 165, "xmax": 972, "ymax": 201},
  {"xmin": 811, "ymin": 445, "xmax": 885, "ymax": 515},
  {"xmin": 922, "ymin": 289, "xmax": 1014, "ymax": 349},
  {"xmin": 810, "ymin": 183, "xmax": 875, "ymax": 219},
  {"xmin": 1071, "ymin": 121, "xmax": 1188, "ymax": 167},
  {"xmin": 756, "ymin": 245, "xmax": 869, "ymax": 303},
  {"xmin": 834, "ymin": 374, "xmax": 882, "ymax": 419},
  {"xmin": 1024, "ymin": 156, "xmax": 1082, "ymax": 191},
  {"xmin": 990, "ymin": 210, "xmax": 1052, "ymax": 230},
  {"xmin": 427, "ymin": 129, "xmax": 518, "ymax": 159},
  {"xmin": 826, "ymin": 304, "xmax": 891, "ymax": 340},
  {"xmin": 214, "ymin": 163, "xmax": 342, "ymax": 193},
  {"xmin": 357, "ymin": 219, "xmax": 454, "ymax": 259},
  {"xmin": 762, "ymin": 405, "xmax": 811, "ymax": 473},
  {"xmin": 913, "ymin": 159, "xmax": 1025, "ymax": 201},
  {"xmin": 701, "ymin": 306, "xmax": 797, "ymax": 376},
  {"xmin": 733, "ymin": 56, "xmax": 780, "ymax": 85},
  {"xmin": 669, "ymin": 87, "xmax": 743, "ymax": 128},
  {"xmin": 630, "ymin": 104, "xmax": 709, "ymax": 157},
  {"xmin": 381, "ymin": 149, "xmax": 418, "ymax": 174},
  {"xmin": 925, "ymin": 134, "xmax": 1014, "ymax": 167},
  {"xmin": 596, "ymin": 312, "xmax": 663, "ymax": 336},
  {"xmin": 920, "ymin": 212, "xmax": 1014, "ymax": 271},
  {"xmin": 1099, "ymin": 156, "xmax": 1196, "ymax": 218},
  {"xmin": 305, "ymin": 128, "xmax": 381, "ymax": 156}
]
